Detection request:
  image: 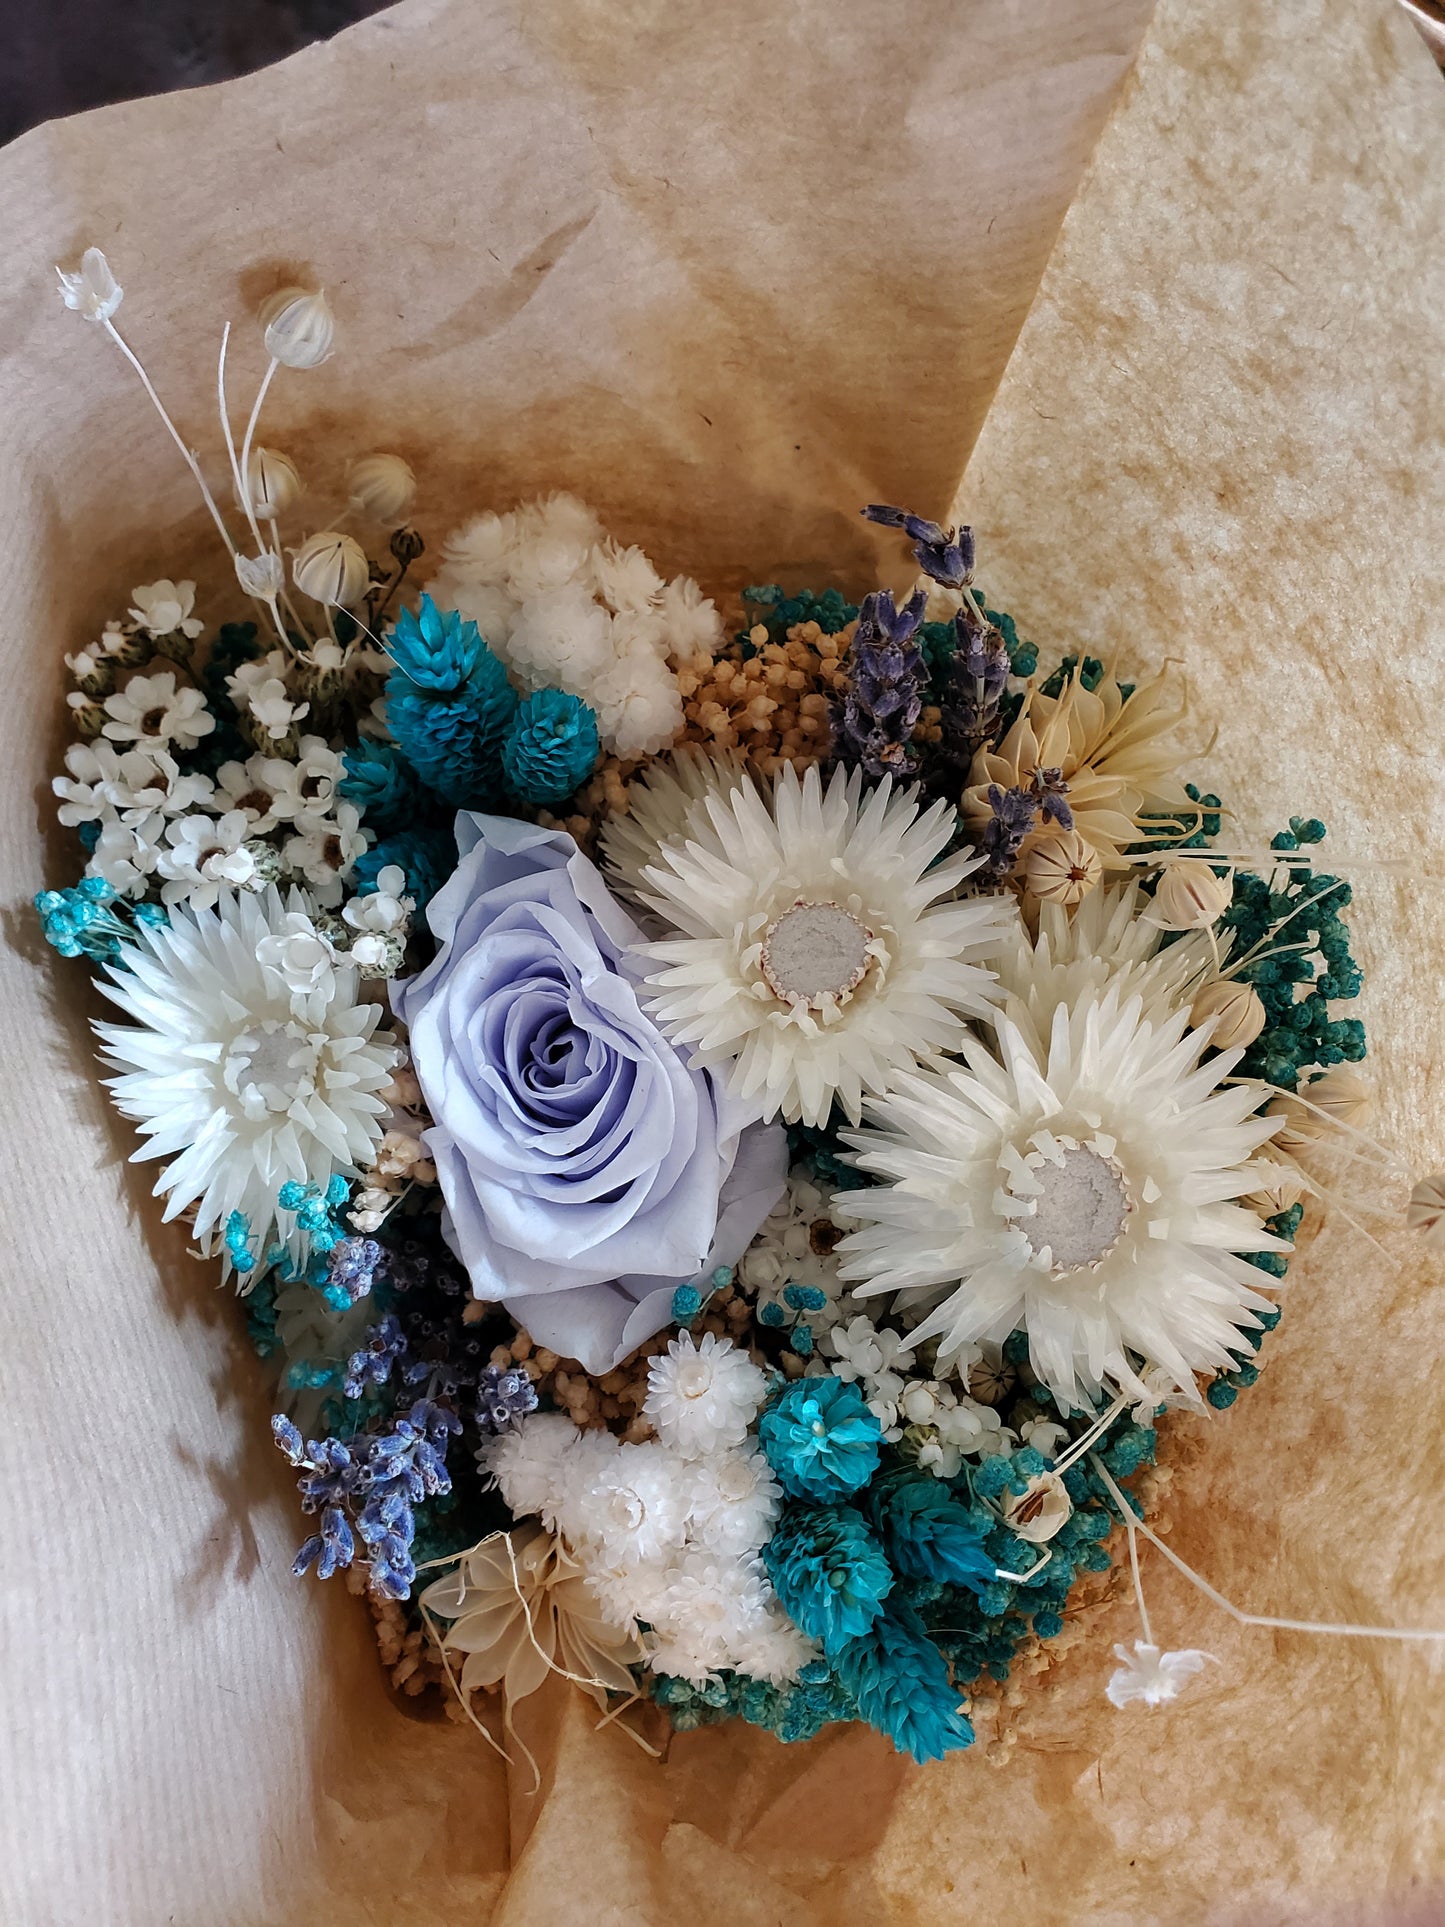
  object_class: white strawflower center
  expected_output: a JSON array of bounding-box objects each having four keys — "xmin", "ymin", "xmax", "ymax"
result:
[
  {"xmin": 1012, "ymin": 1137, "xmax": 1132, "ymax": 1274},
  {"xmin": 674, "ymin": 1359, "xmax": 715, "ymax": 1400},
  {"xmin": 760, "ymin": 899, "xmax": 873, "ymax": 1007},
  {"xmin": 224, "ymin": 1020, "xmax": 322, "ymax": 1115},
  {"xmin": 604, "ymin": 1491, "xmax": 645, "ymax": 1531}
]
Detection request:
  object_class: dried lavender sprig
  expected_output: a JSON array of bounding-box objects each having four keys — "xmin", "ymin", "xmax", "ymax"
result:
[
  {"xmin": 831, "ymin": 586, "xmax": 929, "ymax": 780},
  {"xmin": 863, "ymin": 503, "xmax": 976, "ymax": 591}
]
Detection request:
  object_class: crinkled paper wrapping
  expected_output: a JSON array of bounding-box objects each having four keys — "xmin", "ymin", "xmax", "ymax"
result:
[{"xmin": 0, "ymin": 0, "xmax": 1441, "ymax": 1920}]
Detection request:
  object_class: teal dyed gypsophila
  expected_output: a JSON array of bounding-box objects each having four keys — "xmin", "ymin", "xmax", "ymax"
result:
[
  {"xmin": 763, "ymin": 1503, "xmax": 892, "ymax": 1652},
  {"xmin": 386, "ymin": 594, "xmax": 517, "ymax": 807},
  {"xmin": 338, "ymin": 738, "xmax": 424, "ymax": 834},
  {"xmin": 35, "ymin": 878, "xmax": 166, "ymax": 965},
  {"xmin": 501, "ymin": 687, "xmax": 600, "ymax": 806},
  {"xmin": 832, "ymin": 1597, "xmax": 974, "ymax": 1764},
  {"xmin": 758, "ymin": 1376, "xmax": 882, "ymax": 1502}
]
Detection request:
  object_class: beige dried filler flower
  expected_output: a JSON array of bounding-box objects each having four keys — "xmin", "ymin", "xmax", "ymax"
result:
[{"xmin": 420, "ymin": 1524, "xmax": 645, "ymax": 1713}]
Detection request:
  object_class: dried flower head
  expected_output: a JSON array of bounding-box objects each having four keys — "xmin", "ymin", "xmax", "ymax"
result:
[
  {"xmin": 1022, "ymin": 828, "xmax": 1102, "ymax": 907},
  {"xmin": 349, "ymin": 453, "xmax": 416, "ymax": 523},
  {"xmin": 261, "ymin": 287, "xmax": 335, "ymax": 369},
  {"xmin": 1001, "ymin": 1471, "xmax": 1073, "ymax": 1544},
  {"xmin": 1190, "ymin": 977, "xmax": 1267, "ymax": 1050},
  {"xmin": 235, "ymin": 551, "xmax": 286, "ymax": 600},
  {"xmin": 240, "ymin": 447, "xmax": 302, "ymax": 520},
  {"xmin": 1147, "ymin": 862, "xmax": 1233, "ymax": 932},
  {"xmin": 56, "ymin": 247, "xmax": 122, "ymax": 322},
  {"xmin": 1266, "ymin": 1064, "xmax": 1373, "ymax": 1153},
  {"xmin": 292, "ymin": 531, "xmax": 369, "ymax": 608}
]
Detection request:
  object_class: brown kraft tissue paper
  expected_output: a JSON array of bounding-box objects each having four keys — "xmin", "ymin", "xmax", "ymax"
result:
[{"xmin": 0, "ymin": 0, "xmax": 1442, "ymax": 1920}]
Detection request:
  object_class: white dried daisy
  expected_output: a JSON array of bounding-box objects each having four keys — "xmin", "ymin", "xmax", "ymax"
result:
[
  {"xmin": 55, "ymin": 741, "xmax": 213, "ymax": 829},
  {"xmin": 1106, "ymin": 1641, "xmax": 1215, "ymax": 1709},
  {"xmin": 282, "ymin": 803, "xmax": 367, "ymax": 907},
  {"xmin": 95, "ymin": 886, "xmax": 395, "ymax": 1266},
  {"xmin": 582, "ymin": 1441, "xmax": 691, "ymax": 1565},
  {"xmin": 634, "ymin": 763, "xmax": 1011, "ymax": 1128},
  {"xmin": 101, "ymin": 671, "xmax": 215, "ymax": 751},
  {"xmin": 155, "ymin": 810, "xmax": 259, "ymax": 909},
  {"xmin": 834, "ymin": 984, "xmax": 1288, "ymax": 1411},
  {"xmin": 643, "ymin": 1329, "xmax": 768, "ymax": 1458},
  {"xmin": 87, "ymin": 818, "xmax": 163, "ymax": 897},
  {"xmin": 128, "ymin": 578, "xmax": 203, "ymax": 640}
]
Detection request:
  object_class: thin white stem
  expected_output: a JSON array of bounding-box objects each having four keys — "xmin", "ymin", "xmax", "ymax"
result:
[
  {"xmin": 1051, "ymin": 1392, "xmax": 1131, "ymax": 1478},
  {"xmin": 237, "ymin": 355, "xmax": 279, "ymax": 551},
  {"xmin": 102, "ymin": 315, "xmax": 236, "ymax": 556},
  {"xmin": 994, "ymin": 1550, "xmax": 1053, "ymax": 1585},
  {"xmin": 1226, "ymin": 1075, "xmax": 1400, "ymax": 1173},
  {"xmin": 216, "ymin": 325, "xmax": 289, "ymax": 650},
  {"xmin": 1091, "ymin": 1456, "xmax": 1445, "ymax": 1645}
]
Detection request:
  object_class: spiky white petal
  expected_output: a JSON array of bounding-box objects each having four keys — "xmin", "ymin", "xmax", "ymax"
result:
[
  {"xmin": 633, "ymin": 762, "xmax": 1012, "ymax": 1128},
  {"xmin": 834, "ymin": 980, "xmax": 1288, "ymax": 1411},
  {"xmin": 598, "ymin": 746, "xmax": 752, "ymax": 908},
  {"xmin": 94, "ymin": 886, "xmax": 395, "ymax": 1268}
]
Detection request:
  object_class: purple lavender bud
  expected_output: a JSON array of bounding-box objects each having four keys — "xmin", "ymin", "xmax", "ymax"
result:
[
  {"xmin": 863, "ymin": 503, "xmax": 975, "ymax": 590},
  {"xmin": 832, "ymin": 587, "xmax": 929, "ymax": 780}
]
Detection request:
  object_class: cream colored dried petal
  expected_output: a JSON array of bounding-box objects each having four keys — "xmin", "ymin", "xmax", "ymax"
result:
[
  {"xmin": 1266, "ymin": 1064, "xmax": 1373, "ymax": 1153},
  {"xmin": 420, "ymin": 1523, "xmax": 644, "ymax": 1717}
]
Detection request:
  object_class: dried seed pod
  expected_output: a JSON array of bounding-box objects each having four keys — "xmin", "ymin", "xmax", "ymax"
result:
[
  {"xmin": 292, "ymin": 531, "xmax": 369, "ymax": 607},
  {"xmin": 1148, "ymin": 861, "xmax": 1233, "ymax": 930},
  {"xmin": 261, "ymin": 286, "xmax": 335, "ymax": 369},
  {"xmin": 1190, "ymin": 977, "xmax": 1266, "ymax": 1049},
  {"xmin": 1022, "ymin": 828, "xmax": 1102, "ymax": 906},
  {"xmin": 349, "ymin": 453, "xmax": 416, "ymax": 523},
  {"xmin": 240, "ymin": 447, "xmax": 302, "ymax": 520}
]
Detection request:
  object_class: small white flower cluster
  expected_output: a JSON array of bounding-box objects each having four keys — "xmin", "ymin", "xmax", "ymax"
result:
[
  {"xmin": 484, "ymin": 1333, "xmax": 815, "ymax": 1688},
  {"xmin": 734, "ymin": 1169, "xmax": 850, "ymax": 1340},
  {"xmin": 61, "ymin": 692, "xmax": 370, "ymax": 911},
  {"xmin": 429, "ymin": 493, "xmax": 724, "ymax": 758},
  {"xmin": 820, "ymin": 1315, "xmax": 1014, "ymax": 1479}
]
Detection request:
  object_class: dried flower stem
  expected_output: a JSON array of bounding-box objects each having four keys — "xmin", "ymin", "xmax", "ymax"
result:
[
  {"xmin": 101, "ymin": 316, "xmax": 236, "ymax": 559},
  {"xmin": 216, "ymin": 325, "xmax": 291, "ymax": 650},
  {"xmin": 1091, "ymin": 1456, "xmax": 1445, "ymax": 1645}
]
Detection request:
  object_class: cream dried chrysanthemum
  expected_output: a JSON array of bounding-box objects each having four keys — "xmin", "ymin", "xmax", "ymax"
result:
[
  {"xmin": 420, "ymin": 1524, "xmax": 645, "ymax": 1711},
  {"xmin": 634, "ymin": 762, "xmax": 1012, "ymax": 1127},
  {"xmin": 96, "ymin": 886, "xmax": 395, "ymax": 1266},
  {"xmin": 598, "ymin": 745, "xmax": 752, "ymax": 907},
  {"xmin": 963, "ymin": 666, "xmax": 1197, "ymax": 893},
  {"xmin": 993, "ymin": 881, "xmax": 1215, "ymax": 1038},
  {"xmin": 834, "ymin": 980, "xmax": 1287, "ymax": 1411}
]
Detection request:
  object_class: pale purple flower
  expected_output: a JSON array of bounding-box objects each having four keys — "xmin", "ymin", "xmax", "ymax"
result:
[{"xmin": 394, "ymin": 814, "xmax": 786, "ymax": 1372}]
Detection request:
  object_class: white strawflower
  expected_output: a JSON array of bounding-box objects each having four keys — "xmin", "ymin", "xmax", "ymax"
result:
[
  {"xmin": 644, "ymin": 1330, "xmax": 768, "ymax": 1458},
  {"xmin": 1106, "ymin": 1641, "xmax": 1215, "ymax": 1709},
  {"xmin": 481, "ymin": 1414, "xmax": 612, "ymax": 1539},
  {"xmin": 128, "ymin": 579, "xmax": 203, "ymax": 640},
  {"xmin": 645, "ymin": 1551, "xmax": 775, "ymax": 1683},
  {"xmin": 101, "ymin": 672, "xmax": 215, "ymax": 751},
  {"xmin": 95, "ymin": 887, "xmax": 395, "ymax": 1265},
  {"xmin": 155, "ymin": 811, "xmax": 259, "ymax": 909},
  {"xmin": 685, "ymin": 1444, "xmax": 781, "ymax": 1558},
  {"xmin": 635, "ymin": 762, "xmax": 1011, "ymax": 1128},
  {"xmin": 993, "ymin": 881, "xmax": 1214, "ymax": 1034},
  {"xmin": 592, "ymin": 540, "xmax": 665, "ymax": 615},
  {"xmin": 657, "ymin": 575, "xmax": 724, "ymax": 659},
  {"xmin": 727, "ymin": 1609, "xmax": 816, "ymax": 1687},
  {"xmin": 583, "ymin": 1441, "xmax": 691, "ymax": 1565},
  {"xmin": 834, "ymin": 983, "xmax": 1288, "ymax": 1411}
]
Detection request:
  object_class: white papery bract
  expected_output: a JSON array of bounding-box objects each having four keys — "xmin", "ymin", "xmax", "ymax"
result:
[
  {"xmin": 1106, "ymin": 1641, "xmax": 1215, "ymax": 1709},
  {"xmin": 834, "ymin": 979, "xmax": 1288, "ymax": 1411},
  {"xmin": 634, "ymin": 762, "xmax": 1012, "ymax": 1128},
  {"xmin": 598, "ymin": 745, "xmax": 752, "ymax": 908},
  {"xmin": 95, "ymin": 887, "xmax": 395, "ymax": 1267},
  {"xmin": 644, "ymin": 1328, "xmax": 768, "ymax": 1458},
  {"xmin": 993, "ymin": 881, "xmax": 1215, "ymax": 1035}
]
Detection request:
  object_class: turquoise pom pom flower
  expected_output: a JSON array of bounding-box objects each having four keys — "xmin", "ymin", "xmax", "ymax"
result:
[
  {"xmin": 386, "ymin": 595, "xmax": 517, "ymax": 807},
  {"xmin": 502, "ymin": 688, "xmax": 600, "ymax": 806},
  {"xmin": 758, "ymin": 1376, "xmax": 882, "ymax": 1502},
  {"xmin": 833, "ymin": 1597, "xmax": 975, "ymax": 1763},
  {"xmin": 338, "ymin": 738, "xmax": 423, "ymax": 833},
  {"xmin": 866, "ymin": 1472, "xmax": 996, "ymax": 1595},
  {"xmin": 763, "ymin": 1503, "xmax": 892, "ymax": 1653}
]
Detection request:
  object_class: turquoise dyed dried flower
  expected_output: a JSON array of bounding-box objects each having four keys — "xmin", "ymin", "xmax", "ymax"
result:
[
  {"xmin": 502, "ymin": 687, "xmax": 600, "ymax": 806},
  {"xmin": 758, "ymin": 1376, "xmax": 882, "ymax": 1502},
  {"xmin": 763, "ymin": 1503, "xmax": 892, "ymax": 1652},
  {"xmin": 386, "ymin": 594, "xmax": 517, "ymax": 806}
]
